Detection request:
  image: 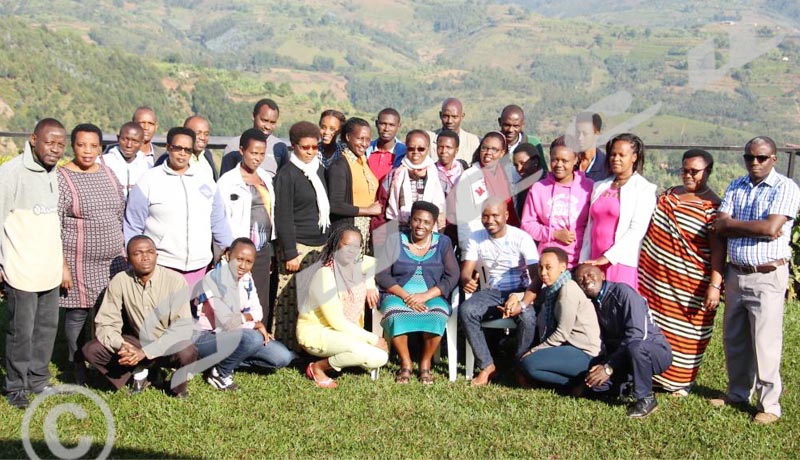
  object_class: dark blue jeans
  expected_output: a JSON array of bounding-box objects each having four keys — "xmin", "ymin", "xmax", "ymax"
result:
[
  {"xmin": 194, "ymin": 329, "xmax": 295, "ymax": 377},
  {"xmin": 459, "ymin": 289, "xmax": 537, "ymax": 369},
  {"xmin": 590, "ymin": 339, "xmax": 673, "ymax": 399},
  {"xmin": 520, "ymin": 345, "xmax": 593, "ymax": 386},
  {"xmin": 4, "ymin": 285, "xmax": 59, "ymax": 393}
]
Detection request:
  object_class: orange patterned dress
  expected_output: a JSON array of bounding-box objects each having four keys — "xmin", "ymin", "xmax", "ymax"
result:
[{"xmin": 638, "ymin": 187, "xmax": 719, "ymax": 392}]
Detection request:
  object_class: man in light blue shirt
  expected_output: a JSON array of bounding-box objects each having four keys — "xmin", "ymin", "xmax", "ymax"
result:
[{"xmin": 710, "ymin": 136, "xmax": 800, "ymax": 424}]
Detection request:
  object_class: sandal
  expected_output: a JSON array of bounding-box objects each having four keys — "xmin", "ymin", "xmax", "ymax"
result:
[
  {"xmin": 306, "ymin": 363, "xmax": 337, "ymax": 389},
  {"xmin": 395, "ymin": 368, "xmax": 412, "ymax": 384},
  {"xmin": 419, "ymin": 369, "xmax": 434, "ymax": 385}
]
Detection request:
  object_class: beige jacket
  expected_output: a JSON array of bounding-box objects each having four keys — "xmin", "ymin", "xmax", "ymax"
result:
[{"xmin": 94, "ymin": 265, "xmax": 193, "ymax": 359}]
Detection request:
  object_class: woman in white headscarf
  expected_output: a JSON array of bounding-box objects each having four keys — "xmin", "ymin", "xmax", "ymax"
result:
[
  {"xmin": 296, "ymin": 225, "xmax": 388, "ymax": 388},
  {"xmin": 383, "ymin": 130, "xmax": 446, "ymax": 231}
]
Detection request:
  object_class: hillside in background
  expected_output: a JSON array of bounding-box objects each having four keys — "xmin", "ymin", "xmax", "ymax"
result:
[{"xmin": 0, "ymin": 0, "xmax": 799, "ymax": 191}]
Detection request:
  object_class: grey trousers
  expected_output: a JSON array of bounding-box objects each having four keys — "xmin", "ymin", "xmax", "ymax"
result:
[
  {"xmin": 4, "ymin": 284, "xmax": 60, "ymax": 393},
  {"xmin": 723, "ymin": 264, "xmax": 788, "ymax": 417}
]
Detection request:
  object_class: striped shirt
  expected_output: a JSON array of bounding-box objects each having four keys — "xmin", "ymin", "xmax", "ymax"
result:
[{"xmin": 719, "ymin": 169, "xmax": 800, "ymax": 266}]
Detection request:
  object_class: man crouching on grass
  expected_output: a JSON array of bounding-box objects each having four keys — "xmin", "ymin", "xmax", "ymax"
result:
[
  {"xmin": 575, "ymin": 264, "xmax": 672, "ymax": 418},
  {"xmin": 82, "ymin": 235, "xmax": 197, "ymax": 398}
]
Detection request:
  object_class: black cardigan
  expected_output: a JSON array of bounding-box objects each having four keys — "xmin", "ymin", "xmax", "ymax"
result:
[
  {"xmin": 326, "ymin": 156, "xmax": 360, "ymax": 228},
  {"xmin": 274, "ymin": 163, "xmax": 329, "ymax": 260}
]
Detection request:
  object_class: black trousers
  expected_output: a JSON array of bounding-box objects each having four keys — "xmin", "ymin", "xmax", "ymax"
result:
[{"xmin": 4, "ymin": 284, "xmax": 59, "ymax": 393}]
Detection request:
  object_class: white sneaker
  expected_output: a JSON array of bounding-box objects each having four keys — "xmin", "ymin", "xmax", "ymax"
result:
[{"xmin": 205, "ymin": 367, "xmax": 238, "ymax": 391}]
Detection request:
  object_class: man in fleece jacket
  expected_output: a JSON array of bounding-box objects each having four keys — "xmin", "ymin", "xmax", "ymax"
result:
[{"xmin": 0, "ymin": 118, "xmax": 66, "ymax": 409}]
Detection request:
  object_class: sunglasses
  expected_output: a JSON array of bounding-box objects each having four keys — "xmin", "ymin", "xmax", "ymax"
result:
[
  {"xmin": 680, "ymin": 167, "xmax": 707, "ymax": 176},
  {"xmin": 168, "ymin": 145, "xmax": 193, "ymax": 154},
  {"xmin": 294, "ymin": 144, "xmax": 319, "ymax": 152},
  {"xmin": 407, "ymin": 146, "xmax": 427, "ymax": 153},
  {"xmin": 743, "ymin": 154, "xmax": 773, "ymax": 163}
]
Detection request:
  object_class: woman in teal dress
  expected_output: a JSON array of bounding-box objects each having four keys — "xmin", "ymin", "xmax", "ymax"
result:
[{"xmin": 376, "ymin": 201, "xmax": 459, "ymax": 384}]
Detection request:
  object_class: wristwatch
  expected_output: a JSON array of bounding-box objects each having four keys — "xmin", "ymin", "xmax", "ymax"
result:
[{"xmin": 603, "ymin": 364, "xmax": 614, "ymax": 376}]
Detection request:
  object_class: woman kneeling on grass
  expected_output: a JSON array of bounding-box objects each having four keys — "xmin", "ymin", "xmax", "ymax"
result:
[
  {"xmin": 297, "ymin": 225, "xmax": 389, "ymax": 388},
  {"xmin": 193, "ymin": 238, "xmax": 296, "ymax": 391},
  {"xmin": 519, "ymin": 247, "xmax": 601, "ymax": 393}
]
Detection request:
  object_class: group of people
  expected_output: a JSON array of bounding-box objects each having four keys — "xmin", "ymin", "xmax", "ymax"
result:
[{"xmin": 0, "ymin": 97, "xmax": 797, "ymax": 424}]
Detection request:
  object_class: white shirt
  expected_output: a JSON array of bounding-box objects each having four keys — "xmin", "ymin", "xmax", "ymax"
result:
[
  {"xmin": 99, "ymin": 147, "xmax": 150, "ymax": 199},
  {"xmin": 464, "ymin": 225, "xmax": 539, "ymax": 292}
]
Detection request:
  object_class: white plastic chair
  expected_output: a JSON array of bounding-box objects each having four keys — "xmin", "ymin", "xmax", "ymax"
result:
[
  {"xmin": 463, "ymin": 266, "xmax": 519, "ymax": 381},
  {"xmin": 370, "ymin": 286, "xmax": 460, "ymax": 382}
]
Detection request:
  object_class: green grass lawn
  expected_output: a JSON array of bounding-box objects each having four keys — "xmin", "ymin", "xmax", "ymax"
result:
[{"xmin": 0, "ymin": 301, "xmax": 799, "ymax": 459}]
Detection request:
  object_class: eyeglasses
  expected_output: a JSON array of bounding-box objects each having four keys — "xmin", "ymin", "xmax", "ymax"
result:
[
  {"xmin": 680, "ymin": 167, "xmax": 707, "ymax": 176},
  {"xmin": 480, "ymin": 146, "xmax": 502, "ymax": 154},
  {"xmin": 407, "ymin": 146, "xmax": 427, "ymax": 153},
  {"xmin": 743, "ymin": 154, "xmax": 773, "ymax": 163},
  {"xmin": 168, "ymin": 145, "xmax": 193, "ymax": 154},
  {"xmin": 294, "ymin": 144, "xmax": 319, "ymax": 152}
]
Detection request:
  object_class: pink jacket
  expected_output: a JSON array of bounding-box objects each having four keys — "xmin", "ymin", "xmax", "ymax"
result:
[{"xmin": 520, "ymin": 172, "xmax": 593, "ymax": 267}]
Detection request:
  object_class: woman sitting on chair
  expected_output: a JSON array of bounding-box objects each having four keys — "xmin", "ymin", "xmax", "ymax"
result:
[
  {"xmin": 297, "ymin": 225, "xmax": 389, "ymax": 388},
  {"xmin": 519, "ymin": 248, "xmax": 601, "ymax": 392},
  {"xmin": 376, "ymin": 201, "xmax": 459, "ymax": 385}
]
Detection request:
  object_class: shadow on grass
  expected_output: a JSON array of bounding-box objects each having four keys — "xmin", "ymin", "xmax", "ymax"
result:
[
  {"xmin": 690, "ymin": 384, "xmax": 758, "ymax": 417},
  {"xmin": 0, "ymin": 439, "xmax": 202, "ymax": 459}
]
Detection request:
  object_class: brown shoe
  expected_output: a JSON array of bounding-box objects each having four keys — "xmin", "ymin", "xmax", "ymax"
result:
[{"xmin": 753, "ymin": 412, "xmax": 779, "ymax": 425}]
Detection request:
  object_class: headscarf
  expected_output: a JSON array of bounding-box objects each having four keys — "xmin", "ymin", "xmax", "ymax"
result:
[{"xmin": 386, "ymin": 160, "xmax": 446, "ymax": 229}]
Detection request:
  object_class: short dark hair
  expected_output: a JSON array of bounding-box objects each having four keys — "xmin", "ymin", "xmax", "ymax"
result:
[
  {"xmin": 183, "ymin": 115, "xmax": 208, "ymax": 127},
  {"xmin": 744, "ymin": 136, "xmax": 777, "ymax": 156},
  {"xmin": 239, "ymin": 128, "xmax": 267, "ymax": 150},
  {"xmin": 437, "ymin": 129, "xmax": 460, "ymax": 147},
  {"xmin": 606, "ymin": 133, "xmax": 645, "ymax": 174},
  {"xmin": 253, "ymin": 98, "xmax": 279, "ymax": 116},
  {"xmin": 682, "ymin": 149, "xmax": 714, "ymax": 174},
  {"xmin": 230, "ymin": 237, "xmax": 256, "ymax": 254},
  {"xmin": 34, "ymin": 118, "xmax": 65, "ymax": 136},
  {"xmin": 69, "ymin": 123, "xmax": 103, "ymax": 148},
  {"xmin": 577, "ymin": 112, "xmax": 602, "ymax": 132},
  {"xmin": 541, "ymin": 247, "xmax": 569, "ymax": 265},
  {"xmin": 473, "ymin": 131, "xmax": 508, "ymax": 165},
  {"xmin": 166, "ymin": 126, "xmax": 196, "ymax": 146},
  {"xmin": 119, "ymin": 121, "xmax": 143, "ymax": 136},
  {"xmin": 405, "ymin": 129, "xmax": 430, "ymax": 146},
  {"xmin": 514, "ymin": 143, "xmax": 538, "ymax": 159},
  {"xmin": 411, "ymin": 200, "xmax": 440, "ymax": 222},
  {"xmin": 132, "ymin": 107, "xmax": 156, "ymax": 122},
  {"xmin": 550, "ymin": 135, "xmax": 580, "ymax": 155},
  {"xmin": 342, "ymin": 117, "xmax": 371, "ymax": 140},
  {"xmin": 377, "ymin": 107, "xmax": 401, "ymax": 121},
  {"xmin": 126, "ymin": 235, "xmax": 154, "ymax": 256},
  {"xmin": 289, "ymin": 121, "xmax": 320, "ymax": 145}
]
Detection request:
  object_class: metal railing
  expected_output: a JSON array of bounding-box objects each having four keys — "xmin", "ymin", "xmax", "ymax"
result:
[
  {"xmin": 0, "ymin": 131, "xmax": 234, "ymax": 151},
  {"xmin": 2, "ymin": 131, "xmax": 799, "ymax": 178}
]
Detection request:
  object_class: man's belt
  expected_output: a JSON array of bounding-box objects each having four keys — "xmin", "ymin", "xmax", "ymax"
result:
[{"xmin": 730, "ymin": 259, "xmax": 787, "ymax": 274}]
